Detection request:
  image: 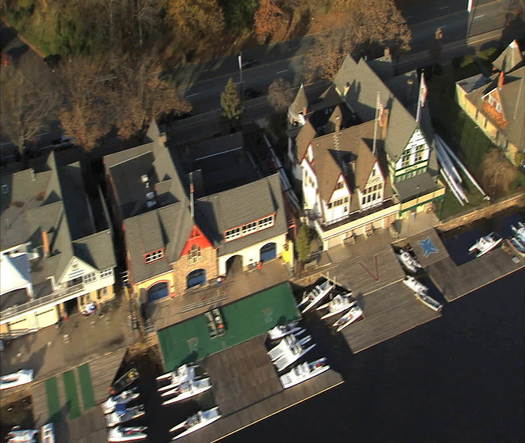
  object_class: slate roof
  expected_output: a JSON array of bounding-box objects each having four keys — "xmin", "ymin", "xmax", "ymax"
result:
[
  {"xmin": 334, "ymin": 56, "xmax": 421, "ymax": 162},
  {"xmin": 463, "ymin": 65, "xmax": 525, "ymax": 150},
  {"xmin": 307, "ymin": 121, "xmax": 387, "ymax": 203},
  {"xmin": 394, "ymin": 171, "xmax": 442, "ymax": 202},
  {"xmin": 492, "ymin": 40, "xmax": 523, "ymax": 73},
  {"xmin": 0, "ymin": 153, "xmax": 115, "ymax": 299},
  {"xmin": 197, "ymin": 173, "xmax": 287, "ymax": 257}
]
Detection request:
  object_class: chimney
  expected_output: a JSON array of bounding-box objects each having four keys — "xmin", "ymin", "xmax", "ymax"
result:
[
  {"xmin": 42, "ymin": 230, "xmax": 50, "ymax": 257},
  {"xmin": 159, "ymin": 132, "xmax": 167, "ymax": 144},
  {"xmin": 498, "ymin": 71, "xmax": 504, "ymax": 90},
  {"xmin": 379, "ymin": 109, "xmax": 390, "ymax": 139}
]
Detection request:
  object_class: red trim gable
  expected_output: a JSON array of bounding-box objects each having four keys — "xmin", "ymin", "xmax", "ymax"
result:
[{"xmin": 180, "ymin": 225, "xmax": 213, "ymax": 256}]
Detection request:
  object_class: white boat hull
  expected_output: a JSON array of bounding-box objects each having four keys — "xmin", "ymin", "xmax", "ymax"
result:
[
  {"xmin": 108, "ymin": 426, "xmax": 147, "ymax": 442},
  {"xmin": 171, "ymin": 408, "xmax": 221, "ymax": 440},
  {"xmin": 161, "ymin": 379, "xmax": 212, "ymax": 405},
  {"xmin": 274, "ymin": 343, "xmax": 317, "ymax": 372},
  {"xmin": 334, "ymin": 306, "xmax": 363, "ymax": 333},
  {"xmin": 280, "ymin": 359, "xmax": 330, "ymax": 389},
  {"xmin": 1, "ymin": 369, "xmax": 34, "ymax": 390}
]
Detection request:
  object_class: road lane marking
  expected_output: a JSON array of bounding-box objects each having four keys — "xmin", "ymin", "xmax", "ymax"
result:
[
  {"xmin": 474, "ymin": 14, "xmax": 485, "ymax": 19},
  {"xmin": 186, "ymin": 93, "xmax": 199, "ymax": 97},
  {"xmin": 277, "ymin": 69, "xmax": 288, "ymax": 74}
]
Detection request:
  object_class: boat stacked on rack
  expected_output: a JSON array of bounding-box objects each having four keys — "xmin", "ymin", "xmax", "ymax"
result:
[
  {"xmin": 508, "ymin": 222, "xmax": 525, "ymax": 255},
  {"xmin": 333, "ymin": 304, "xmax": 363, "ymax": 333},
  {"xmin": 279, "ymin": 358, "xmax": 330, "ymax": 389},
  {"xmin": 403, "ymin": 276, "xmax": 443, "ymax": 312},
  {"xmin": 156, "ymin": 364, "xmax": 200, "ymax": 393},
  {"xmin": 103, "ymin": 388, "xmax": 140, "ymax": 414},
  {"xmin": 40, "ymin": 423, "xmax": 55, "ymax": 443},
  {"xmin": 161, "ymin": 377, "xmax": 213, "ymax": 406},
  {"xmin": 0, "ymin": 369, "xmax": 33, "ymax": 390},
  {"xmin": 317, "ymin": 292, "xmax": 355, "ymax": 320},
  {"xmin": 268, "ymin": 333, "xmax": 317, "ymax": 372},
  {"xmin": 396, "ymin": 249, "xmax": 422, "ymax": 273},
  {"xmin": 298, "ymin": 279, "xmax": 335, "ymax": 313},
  {"xmin": 267, "ymin": 321, "xmax": 304, "ymax": 341},
  {"xmin": 468, "ymin": 232, "xmax": 502, "ymax": 257},
  {"xmin": 105, "ymin": 404, "xmax": 146, "ymax": 427},
  {"xmin": 170, "ymin": 407, "xmax": 221, "ymax": 440},
  {"xmin": 108, "ymin": 426, "xmax": 148, "ymax": 442}
]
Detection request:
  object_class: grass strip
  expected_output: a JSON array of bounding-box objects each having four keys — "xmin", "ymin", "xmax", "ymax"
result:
[
  {"xmin": 77, "ymin": 364, "xmax": 96, "ymax": 410},
  {"xmin": 62, "ymin": 370, "xmax": 81, "ymax": 419},
  {"xmin": 44, "ymin": 377, "xmax": 61, "ymax": 423}
]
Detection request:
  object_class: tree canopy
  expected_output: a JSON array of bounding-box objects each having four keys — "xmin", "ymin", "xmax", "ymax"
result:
[{"xmin": 220, "ymin": 77, "xmax": 243, "ymax": 122}]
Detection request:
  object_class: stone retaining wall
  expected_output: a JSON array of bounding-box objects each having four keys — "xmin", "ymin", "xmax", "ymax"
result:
[{"xmin": 437, "ymin": 192, "xmax": 525, "ymax": 232}]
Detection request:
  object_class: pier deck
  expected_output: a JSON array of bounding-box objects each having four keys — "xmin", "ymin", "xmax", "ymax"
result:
[
  {"xmin": 339, "ymin": 281, "xmax": 441, "ymax": 353},
  {"xmin": 180, "ymin": 336, "xmax": 343, "ymax": 442},
  {"xmin": 427, "ymin": 248, "xmax": 524, "ymax": 301}
]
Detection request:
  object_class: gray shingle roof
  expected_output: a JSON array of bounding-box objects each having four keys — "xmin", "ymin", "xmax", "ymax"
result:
[
  {"xmin": 289, "ymin": 84, "xmax": 309, "ymax": 117},
  {"xmin": 493, "ymin": 40, "xmax": 523, "ymax": 73}
]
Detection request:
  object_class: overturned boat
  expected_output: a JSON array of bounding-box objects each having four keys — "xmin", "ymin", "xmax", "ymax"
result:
[
  {"xmin": 1, "ymin": 369, "xmax": 33, "ymax": 390},
  {"xmin": 273, "ymin": 339, "xmax": 317, "ymax": 372},
  {"xmin": 103, "ymin": 388, "xmax": 140, "ymax": 414},
  {"xmin": 157, "ymin": 364, "xmax": 199, "ymax": 393},
  {"xmin": 298, "ymin": 279, "xmax": 335, "ymax": 313},
  {"xmin": 161, "ymin": 378, "xmax": 212, "ymax": 405},
  {"xmin": 396, "ymin": 249, "xmax": 422, "ymax": 273},
  {"xmin": 317, "ymin": 293, "xmax": 355, "ymax": 320},
  {"xmin": 508, "ymin": 222, "xmax": 525, "ymax": 255},
  {"xmin": 107, "ymin": 426, "xmax": 147, "ymax": 442},
  {"xmin": 267, "ymin": 333, "xmax": 311, "ymax": 362},
  {"xmin": 105, "ymin": 404, "xmax": 145, "ymax": 427},
  {"xmin": 414, "ymin": 291, "xmax": 443, "ymax": 312},
  {"xmin": 333, "ymin": 305, "xmax": 364, "ymax": 333},
  {"xmin": 280, "ymin": 358, "xmax": 330, "ymax": 389},
  {"xmin": 468, "ymin": 233, "xmax": 502, "ymax": 257},
  {"xmin": 403, "ymin": 276, "xmax": 429, "ymax": 296},
  {"xmin": 170, "ymin": 407, "xmax": 221, "ymax": 440},
  {"xmin": 6, "ymin": 427, "xmax": 38, "ymax": 443},
  {"xmin": 267, "ymin": 321, "xmax": 304, "ymax": 341}
]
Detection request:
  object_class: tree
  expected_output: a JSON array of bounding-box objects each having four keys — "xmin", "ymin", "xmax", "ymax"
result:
[
  {"xmin": 267, "ymin": 78, "xmax": 294, "ymax": 113},
  {"xmin": 0, "ymin": 65, "xmax": 56, "ymax": 156},
  {"xmin": 220, "ymin": 77, "xmax": 243, "ymax": 123},
  {"xmin": 168, "ymin": 0, "xmax": 224, "ymax": 41},
  {"xmin": 57, "ymin": 56, "xmax": 114, "ymax": 150},
  {"xmin": 254, "ymin": 0, "xmax": 287, "ymax": 44},
  {"xmin": 304, "ymin": 30, "xmax": 353, "ymax": 81},
  {"xmin": 112, "ymin": 53, "xmax": 192, "ymax": 138},
  {"xmin": 295, "ymin": 224, "xmax": 311, "ymax": 263}
]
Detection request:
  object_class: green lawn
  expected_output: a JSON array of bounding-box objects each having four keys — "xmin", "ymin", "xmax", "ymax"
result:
[
  {"xmin": 77, "ymin": 364, "xmax": 96, "ymax": 410},
  {"xmin": 44, "ymin": 377, "xmax": 61, "ymax": 423},
  {"xmin": 62, "ymin": 371, "xmax": 81, "ymax": 419},
  {"xmin": 158, "ymin": 282, "xmax": 300, "ymax": 371}
]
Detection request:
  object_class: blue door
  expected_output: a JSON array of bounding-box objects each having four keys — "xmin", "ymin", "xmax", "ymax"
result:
[
  {"xmin": 260, "ymin": 243, "xmax": 277, "ymax": 262},
  {"xmin": 187, "ymin": 269, "xmax": 206, "ymax": 288},
  {"xmin": 148, "ymin": 282, "xmax": 168, "ymax": 302}
]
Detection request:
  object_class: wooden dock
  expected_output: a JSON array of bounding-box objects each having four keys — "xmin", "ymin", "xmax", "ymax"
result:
[
  {"xmin": 31, "ymin": 349, "xmax": 126, "ymax": 443},
  {"xmin": 339, "ymin": 281, "xmax": 441, "ymax": 353},
  {"xmin": 179, "ymin": 335, "xmax": 343, "ymax": 442},
  {"xmin": 426, "ymin": 248, "xmax": 524, "ymax": 302}
]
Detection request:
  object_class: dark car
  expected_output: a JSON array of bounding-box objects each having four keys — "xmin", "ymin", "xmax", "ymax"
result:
[{"xmin": 244, "ymin": 88, "xmax": 262, "ymax": 99}]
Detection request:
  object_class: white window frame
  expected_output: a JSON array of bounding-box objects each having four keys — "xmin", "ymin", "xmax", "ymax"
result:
[
  {"xmin": 83, "ymin": 272, "xmax": 97, "ymax": 284},
  {"xmin": 100, "ymin": 268, "xmax": 113, "ymax": 278}
]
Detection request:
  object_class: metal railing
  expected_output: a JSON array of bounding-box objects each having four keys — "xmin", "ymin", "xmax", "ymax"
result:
[{"xmin": 0, "ymin": 283, "xmax": 85, "ymax": 322}]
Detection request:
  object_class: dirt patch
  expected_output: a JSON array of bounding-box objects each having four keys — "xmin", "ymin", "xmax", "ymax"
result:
[{"xmin": 480, "ymin": 149, "xmax": 519, "ymax": 198}]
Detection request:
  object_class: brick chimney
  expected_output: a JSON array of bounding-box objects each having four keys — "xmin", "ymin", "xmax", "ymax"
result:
[
  {"xmin": 42, "ymin": 230, "xmax": 50, "ymax": 257},
  {"xmin": 498, "ymin": 71, "xmax": 504, "ymax": 90}
]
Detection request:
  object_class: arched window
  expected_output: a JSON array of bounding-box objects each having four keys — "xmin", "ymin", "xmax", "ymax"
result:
[
  {"xmin": 187, "ymin": 269, "xmax": 206, "ymax": 289},
  {"xmin": 260, "ymin": 242, "xmax": 277, "ymax": 262},
  {"xmin": 148, "ymin": 282, "xmax": 169, "ymax": 302}
]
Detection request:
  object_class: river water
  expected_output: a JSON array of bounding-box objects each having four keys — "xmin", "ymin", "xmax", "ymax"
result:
[{"xmin": 223, "ymin": 269, "xmax": 524, "ymax": 443}]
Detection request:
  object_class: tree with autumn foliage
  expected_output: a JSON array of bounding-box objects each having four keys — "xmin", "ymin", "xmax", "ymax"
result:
[
  {"xmin": 267, "ymin": 78, "xmax": 294, "ymax": 113},
  {"xmin": 254, "ymin": 0, "xmax": 287, "ymax": 44},
  {"xmin": 168, "ymin": 0, "xmax": 224, "ymax": 42},
  {"xmin": 304, "ymin": 0, "xmax": 411, "ymax": 81}
]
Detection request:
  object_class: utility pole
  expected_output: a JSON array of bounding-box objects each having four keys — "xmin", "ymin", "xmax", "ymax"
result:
[{"xmin": 238, "ymin": 53, "xmax": 244, "ymax": 101}]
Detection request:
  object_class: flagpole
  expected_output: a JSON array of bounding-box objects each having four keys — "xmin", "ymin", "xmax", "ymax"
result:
[
  {"xmin": 372, "ymin": 91, "xmax": 380, "ymax": 156},
  {"xmin": 416, "ymin": 72, "xmax": 426, "ymax": 123}
]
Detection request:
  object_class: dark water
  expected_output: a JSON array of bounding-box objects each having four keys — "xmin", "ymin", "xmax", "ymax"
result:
[{"xmin": 223, "ymin": 269, "xmax": 525, "ymax": 443}]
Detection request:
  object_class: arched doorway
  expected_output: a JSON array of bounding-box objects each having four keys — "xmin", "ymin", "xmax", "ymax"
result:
[
  {"xmin": 260, "ymin": 242, "xmax": 277, "ymax": 262},
  {"xmin": 226, "ymin": 255, "xmax": 243, "ymax": 274},
  {"xmin": 187, "ymin": 269, "xmax": 206, "ymax": 289},
  {"xmin": 148, "ymin": 282, "xmax": 169, "ymax": 302}
]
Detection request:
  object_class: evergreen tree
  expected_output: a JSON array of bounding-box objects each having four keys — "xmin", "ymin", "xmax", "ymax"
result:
[
  {"xmin": 220, "ymin": 77, "xmax": 243, "ymax": 123},
  {"xmin": 295, "ymin": 224, "xmax": 311, "ymax": 263}
]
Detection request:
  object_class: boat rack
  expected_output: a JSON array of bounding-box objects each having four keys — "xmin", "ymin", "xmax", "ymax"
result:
[{"xmin": 206, "ymin": 308, "xmax": 226, "ymax": 339}]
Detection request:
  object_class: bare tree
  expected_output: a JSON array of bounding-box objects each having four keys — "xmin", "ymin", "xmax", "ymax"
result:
[
  {"xmin": 267, "ymin": 78, "xmax": 294, "ymax": 112},
  {"xmin": 0, "ymin": 65, "xmax": 57, "ymax": 156}
]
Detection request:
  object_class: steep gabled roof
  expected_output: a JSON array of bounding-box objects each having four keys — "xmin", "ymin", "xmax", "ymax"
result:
[
  {"xmin": 295, "ymin": 120, "xmax": 317, "ymax": 162},
  {"xmin": 289, "ymin": 83, "xmax": 309, "ymax": 117},
  {"xmin": 493, "ymin": 40, "xmax": 523, "ymax": 73}
]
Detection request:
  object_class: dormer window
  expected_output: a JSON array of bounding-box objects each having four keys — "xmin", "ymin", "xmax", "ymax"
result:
[
  {"xmin": 145, "ymin": 248, "xmax": 164, "ymax": 263},
  {"xmin": 188, "ymin": 245, "xmax": 201, "ymax": 264},
  {"xmin": 335, "ymin": 181, "xmax": 344, "ymax": 190},
  {"xmin": 224, "ymin": 215, "xmax": 275, "ymax": 242}
]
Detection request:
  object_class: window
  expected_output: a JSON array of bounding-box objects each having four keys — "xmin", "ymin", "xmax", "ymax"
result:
[
  {"xmin": 371, "ymin": 168, "xmax": 376, "ymax": 177},
  {"xmin": 335, "ymin": 181, "xmax": 344, "ymax": 190},
  {"xmin": 400, "ymin": 150, "xmax": 411, "ymax": 168},
  {"xmin": 496, "ymin": 103, "xmax": 502, "ymax": 113},
  {"xmin": 145, "ymin": 249, "xmax": 164, "ymax": 263},
  {"xmin": 414, "ymin": 144, "xmax": 426, "ymax": 163},
  {"xmin": 188, "ymin": 245, "xmax": 201, "ymax": 264},
  {"xmin": 224, "ymin": 215, "xmax": 275, "ymax": 242},
  {"xmin": 83, "ymin": 272, "xmax": 97, "ymax": 284},
  {"xmin": 100, "ymin": 268, "xmax": 113, "ymax": 278},
  {"xmin": 361, "ymin": 184, "xmax": 383, "ymax": 207},
  {"xmin": 1, "ymin": 184, "xmax": 7, "ymax": 194}
]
